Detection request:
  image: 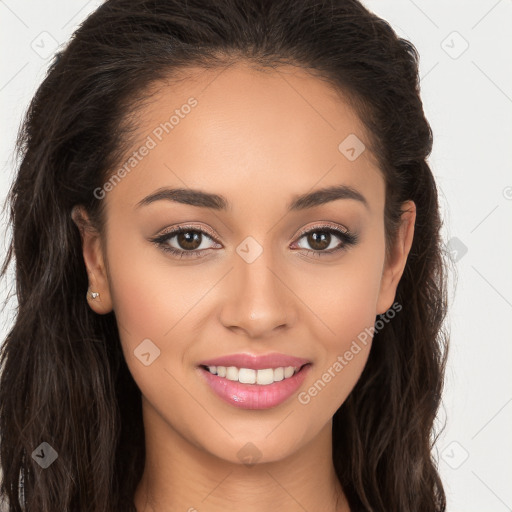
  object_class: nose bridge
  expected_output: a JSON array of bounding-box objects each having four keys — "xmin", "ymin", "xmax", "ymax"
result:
[{"xmin": 219, "ymin": 235, "xmax": 294, "ymax": 337}]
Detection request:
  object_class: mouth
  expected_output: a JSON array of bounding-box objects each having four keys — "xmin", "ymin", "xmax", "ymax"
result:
[
  {"xmin": 199, "ymin": 363, "xmax": 309, "ymax": 385},
  {"xmin": 197, "ymin": 360, "xmax": 312, "ymax": 410}
]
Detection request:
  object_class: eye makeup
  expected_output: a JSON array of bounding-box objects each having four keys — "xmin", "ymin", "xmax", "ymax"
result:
[{"xmin": 149, "ymin": 222, "xmax": 359, "ymax": 260}]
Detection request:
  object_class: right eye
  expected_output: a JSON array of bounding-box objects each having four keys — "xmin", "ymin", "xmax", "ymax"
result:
[{"xmin": 151, "ymin": 225, "xmax": 222, "ymax": 259}]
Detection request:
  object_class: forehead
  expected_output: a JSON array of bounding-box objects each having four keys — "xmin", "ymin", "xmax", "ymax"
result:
[{"xmin": 105, "ymin": 61, "xmax": 384, "ymax": 215}]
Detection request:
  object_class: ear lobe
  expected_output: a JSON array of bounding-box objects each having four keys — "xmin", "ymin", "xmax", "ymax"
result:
[
  {"xmin": 71, "ymin": 205, "xmax": 113, "ymax": 314},
  {"xmin": 376, "ymin": 200, "xmax": 416, "ymax": 315}
]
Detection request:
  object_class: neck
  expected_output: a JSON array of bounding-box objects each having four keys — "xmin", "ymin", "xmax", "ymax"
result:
[{"xmin": 134, "ymin": 399, "xmax": 350, "ymax": 512}]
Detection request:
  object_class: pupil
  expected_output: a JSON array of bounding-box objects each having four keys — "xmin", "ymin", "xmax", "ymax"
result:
[
  {"xmin": 178, "ymin": 231, "xmax": 201, "ymax": 250},
  {"xmin": 309, "ymin": 231, "xmax": 330, "ymax": 250}
]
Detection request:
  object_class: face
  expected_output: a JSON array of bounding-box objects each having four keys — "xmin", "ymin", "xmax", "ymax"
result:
[{"xmin": 74, "ymin": 61, "xmax": 415, "ymax": 464}]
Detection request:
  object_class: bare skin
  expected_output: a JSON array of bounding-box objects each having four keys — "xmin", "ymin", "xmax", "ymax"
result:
[{"xmin": 72, "ymin": 61, "xmax": 415, "ymax": 512}]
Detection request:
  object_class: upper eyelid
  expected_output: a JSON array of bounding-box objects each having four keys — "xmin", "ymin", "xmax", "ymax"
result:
[
  {"xmin": 295, "ymin": 222, "xmax": 350, "ymax": 237},
  {"xmin": 155, "ymin": 222, "xmax": 350, "ymax": 240}
]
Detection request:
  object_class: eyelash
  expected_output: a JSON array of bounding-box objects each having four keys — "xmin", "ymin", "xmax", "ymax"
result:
[{"xmin": 150, "ymin": 223, "xmax": 359, "ymax": 260}]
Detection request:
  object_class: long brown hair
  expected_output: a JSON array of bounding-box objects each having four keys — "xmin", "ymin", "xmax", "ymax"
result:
[{"xmin": 0, "ymin": 0, "xmax": 449, "ymax": 510}]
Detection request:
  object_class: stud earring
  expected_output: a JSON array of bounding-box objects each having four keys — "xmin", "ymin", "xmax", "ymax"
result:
[{"xmin": 87, "ymin": 289, "xmax": 100, "ymax": 300}]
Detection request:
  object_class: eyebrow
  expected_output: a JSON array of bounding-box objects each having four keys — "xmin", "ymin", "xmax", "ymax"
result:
[{"xmin": 135, "ymin": 184, "xmax": 368, "ymax": 211}]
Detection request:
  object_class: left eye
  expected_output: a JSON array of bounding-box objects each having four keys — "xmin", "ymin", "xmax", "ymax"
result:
[{"xmin": 292, "ymin": 225, "xmax": 358, "ymax": 256}]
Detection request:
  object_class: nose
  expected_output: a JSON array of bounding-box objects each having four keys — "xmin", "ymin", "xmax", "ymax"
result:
[{"xmin": 218, "ymin": 248, "xmax": 297, "ymax": 339}]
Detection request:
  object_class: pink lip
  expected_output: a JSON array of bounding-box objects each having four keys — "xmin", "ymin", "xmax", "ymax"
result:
[
  {"xmin": 197, "ymin": 364, "xmax": 312, "ymax": 410},
  {"xmin": 199, "ymin": 352, "xmax": 311, "ymax": 370}
]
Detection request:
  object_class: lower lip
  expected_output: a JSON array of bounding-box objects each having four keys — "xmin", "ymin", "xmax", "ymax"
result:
[{"xmin": 198, "ymin": 364, "xmax": 312, "ymax": 410}]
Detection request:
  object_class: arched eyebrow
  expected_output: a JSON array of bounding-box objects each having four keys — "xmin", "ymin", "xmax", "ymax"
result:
[{"xmin": 135, "ymin": 184, "xmax": 368, "ymax": 211}]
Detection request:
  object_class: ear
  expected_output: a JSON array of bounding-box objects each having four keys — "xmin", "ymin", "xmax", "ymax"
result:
[
  {"xmin": 71, "ymin": 205, "xmax": 113, "ymax": 314},
  {"xmin": 376, "ymin": 200, "xmax": 416, "ymax": 315}
]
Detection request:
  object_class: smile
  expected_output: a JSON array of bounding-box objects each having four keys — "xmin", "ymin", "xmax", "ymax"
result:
[
  {"xmin": 198, "ymin": 361, "xmax": 312, "ymax": 410},
  {"xmin": 203, "ymin": 365, "xmax": 301, "ymax": 385}
]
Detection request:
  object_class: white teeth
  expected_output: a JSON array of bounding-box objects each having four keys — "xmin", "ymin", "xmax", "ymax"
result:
[
  {"xmin": 239, "ymin": 368, "xmax": 256, "ymax": 384},
  {"xmin": 284, "ymin": 366, "xmax": 295, "ymax": 378},
  {"xmin": 274, "ymin": 367, "xmax": 284, "ymax": 382},
  {"xmin": 205, "ymin": 365, "xmax": 300, "ymax": 385},
  {"xmin": 226, "ymin": 366, "xmax": 239, "ymax": 381},
  {"xmin": 256, "ymin": 368, "xmax": 274, "ymax": 385}
]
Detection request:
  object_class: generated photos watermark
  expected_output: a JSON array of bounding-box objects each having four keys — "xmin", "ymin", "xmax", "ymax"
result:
[
  {"xmin": 93, "ymin": 97, "xmax": 198, "ymax": 200},
  {"xmin": 298, "ymin": 301, "xmax": 402, "ymax": 405}
]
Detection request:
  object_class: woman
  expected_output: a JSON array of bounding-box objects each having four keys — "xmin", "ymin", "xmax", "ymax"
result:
[{"xmin": 0, "ymin": 0, "xmax": 449, "ymax": 510}]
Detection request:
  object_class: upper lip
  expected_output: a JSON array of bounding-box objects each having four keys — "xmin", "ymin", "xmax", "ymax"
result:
[{"xmin": 199, "ymin": 352, "xmax": 311, "ymax": 370}]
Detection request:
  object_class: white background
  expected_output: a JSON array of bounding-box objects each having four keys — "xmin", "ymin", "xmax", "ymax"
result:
[{"xmin": 1, "ymin": 1, "xmax": 511, "ymax": 511}]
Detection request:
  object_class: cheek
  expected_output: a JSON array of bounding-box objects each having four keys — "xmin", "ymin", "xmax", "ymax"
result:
[
  {"xmin": 105, "ymin": 236, "xmax": 227, "ymax": 391},
  {"xmin": 106, "ymin": 247, "xmax": 208, "ymax": 415},
  {"xmin": 106, "ymin": 232, "xmax": 214, "ymax": 340},
  {"xmin": 291, "ymin": 238, "xmax": 385, "ymax": 418},
  {"xmin": 293, "ymin": 271, "xmax": 378, "ymax": 432},
  {"xmin": 293, "ymin": 239, "xmax": 385, "ymax": 345}
]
